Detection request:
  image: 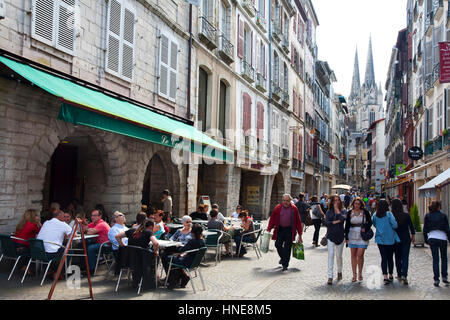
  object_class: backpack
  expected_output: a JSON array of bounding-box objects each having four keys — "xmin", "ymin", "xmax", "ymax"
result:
[{"xmin": 312, "ymin": 205, "xmax": 322, "ymax": 219}]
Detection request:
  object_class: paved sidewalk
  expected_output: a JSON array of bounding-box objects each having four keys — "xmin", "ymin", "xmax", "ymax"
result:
[{"xmin": 0, "ymin": 223, "xmax": 448, "ymax": 300}]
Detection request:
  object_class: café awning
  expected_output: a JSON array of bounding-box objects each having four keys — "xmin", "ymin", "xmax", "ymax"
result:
[
  {"xmin": 0, "ymin": 55, "xmax": 233, "ymax": 162},
  {"xmin": 418, "ymin": 168, "xmax": 450, "ymax": 198}
]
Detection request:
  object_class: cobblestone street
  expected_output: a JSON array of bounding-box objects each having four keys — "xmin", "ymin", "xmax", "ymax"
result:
[{"xmin": 0, "ymin": 223, "xmax": 448, "ymax": 300}]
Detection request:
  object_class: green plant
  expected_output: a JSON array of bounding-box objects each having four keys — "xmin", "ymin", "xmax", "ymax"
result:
[
  {"xmin": 424, "ymin": 140, "xmax": 430, "ymax": 147},
  {"xmin": 414, "ymin": 98, "xmax": 422, "ymax": 108},
  {"xmin": 410, "ymin": 203, "xmax": 422, "ymax": 232},
  {"xmin": 443, "ymin": 128, "xmax": 448, "ymax": 136}
]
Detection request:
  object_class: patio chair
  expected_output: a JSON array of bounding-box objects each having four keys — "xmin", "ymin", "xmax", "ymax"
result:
[
  {"xmin": 93, "ymin": 241, "xmax": 114, "ymax": 276},
  {"xmin": 204, "ymin": 229, "xmax": 225, "ymax": 265},
  {"xmin": 0, "ymin": 234, "xmax": 30, "ymax": 281},
  {"xmin": 237, "ymin": 229, "xmax": 263, "ymax": 259},
  {"xmin": 21, "ymin": 238, "xmax": 67, "ymax": 286},
  {"xmin": 164, "ymin": 247, "xmax": 207, "ymax": 294}
]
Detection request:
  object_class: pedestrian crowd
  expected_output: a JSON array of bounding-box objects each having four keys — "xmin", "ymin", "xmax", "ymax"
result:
[{"xmin": 272, "ymin": 191, "xmax": 449, "ymax": 287}]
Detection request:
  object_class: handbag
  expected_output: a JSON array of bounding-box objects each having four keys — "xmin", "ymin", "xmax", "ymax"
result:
[
  {"xmin": 360, "ymin": 211, "xmax": 374, "ymax": 241},
  {"xmin": 292, "ymin": 242, "xmax": 305, "ymax": 260},
  {"xmin": 320, "ymin": 236, "xmax": 328, "ymax": 246},
  {"xmin": 304, "ymin": 211, "xmax": 313, "ymax": 226}
]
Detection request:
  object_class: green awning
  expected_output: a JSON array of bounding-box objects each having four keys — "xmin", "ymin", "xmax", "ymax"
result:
[{"xmin": 0, "ymin": 56, "xmax": 233, "ymax": 162}]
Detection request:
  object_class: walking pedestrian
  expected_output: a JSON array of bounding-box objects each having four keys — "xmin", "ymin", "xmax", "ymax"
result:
[
  {"xmin": 372, "ymin": 199, "xmax": 399, "ymax": 285},
  {"xmin": 295, "ymin": 193, "xmax": 309, "ymax": 231},
  {"xmin": 344, "ymin": 197, "xmax": 372, "ymax": 282},
  {"xmin": 324, "ymin": 195, "xmax": 346, "ymax": 285},
  {"xmin": 391, "ymin": 198, "xmax": 415, "ymax": 285},
  {"xmin": 310, "ymin": 196, "xmax": 325, "ymax": 247},
  {"xmin": 267, "ymin": 194, "xmax": 303, "ymax": 271},
  {"xmin": 423, "ymin": 200, "xmax": 449, "ymax": 287}
]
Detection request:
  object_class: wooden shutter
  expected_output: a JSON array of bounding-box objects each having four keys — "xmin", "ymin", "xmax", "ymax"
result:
[
  {"xmin": 243, "ymin": 93, "xmax": 252, "ymax": 132},
  {"xmin": 299, "ymin": 134, "xmax": 303, "ymax": 163},
  {"xmin": 261, "ymin": 0, "xmax": 265, "ymax": 18},
  {"xmin": 293, "ymin": 14, "xmax": 296, "ymax": 33},
  {"xmin": 32, "ymin": 0, "xmax": 55, "ymax": 47},
  {"xmin": 159, "ymin": 34, "xmax": 170, "ymax": 98},
  {"xmin": 106, "ymin": 0, "xmax": 122, "ymax": 75},
  {"xmin": 291, "ymin": 43, "xmax": 294, "ymax": 65},
  {"xmin": 257, "ymin": 102, "xmax": 264, "ymax": 139},
  {"xmin": 121, "ymin": 7, "xmax": 135, "ymax": 81},
  {"xmin": 293, "ymin": 90, "xmax": 297, "ymax": 115},
  {"xmin": 293, "ymin": 133, "xmax": 298, "ymax": 159},
  {"xmin": 237, "ymin": 14, "xmax": 244, "ymax": 59},
  {"xmin": 251, "ymin": 30, "xmax": 254, "ymax": 66},
  {"xmin": 298, "ymin": 94, "xmax": 303, "ymax": 118},
  {"xmin": 168, "ymin": 41, "xmax": 178, "ymax": 101},
  {"xmin": 55, "ymin": 0, "xmax": 77, "ymax": 55}
]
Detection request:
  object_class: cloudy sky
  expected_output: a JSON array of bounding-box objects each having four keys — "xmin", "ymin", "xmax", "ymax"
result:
[{"xmin": 312, "ymin": 0, "xmax": 408, "ymax": 104}]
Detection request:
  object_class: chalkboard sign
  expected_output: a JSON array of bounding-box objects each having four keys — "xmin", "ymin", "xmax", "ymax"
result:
[{"xmin": 408, "ymin": 146, "xmax": 423, "ymax": 160}]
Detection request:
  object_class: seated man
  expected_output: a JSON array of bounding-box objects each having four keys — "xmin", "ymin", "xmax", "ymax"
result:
[
  {"xmin": 207, "ymin": 209, "xmax": 232, "ymax": 256},
  {"xmin": 210, "ymin": 204, "xmax": 225, "ymax": 222},
  {"xmin": 36, "ymin": 210, "xmax": 73, "ymax": 279},
  {"xmin": 190, "ymin": 204, "xmax": 208, "ymax": 221},
  {"xmin": 108, "ymin": 211, "xmax": 129, "ymax": 256},
  {"xmin": 82, "ymin": 209, "xmax": 111, "ymax": 274}
]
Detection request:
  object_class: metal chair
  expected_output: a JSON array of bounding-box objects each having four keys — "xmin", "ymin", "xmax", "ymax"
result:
[
  {"xmin": 204, "ymin": 229, "xmax": 225, "ymax": 265},
  {"xmin": 0, "ymin": 234, "xmax": 30, "ymax": 281},
  {"xmin": 164, "ymin": 247, "xmax": 207, "ymax": 293},
  {"xmin": 93, "ymin": 241, "xmax": 113, "ymax": 276},
  {"xmin": 237, "ymin": 229, "xmax": 263, "ymax": 259},
  {"xmin": 22, "ymin": 238, "xmax": 67, "ymax": 286}
]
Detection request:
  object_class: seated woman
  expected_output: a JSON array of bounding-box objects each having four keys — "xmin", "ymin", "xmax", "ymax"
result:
[
  {"xmin": 170, "ymin": 215, "xmax": 193, "ymax": 245},
  {"xmin": 13, "ymin": 209, "xmax": 41, "ymax": 254},
  {"xmin": 153, "ymin": 210, "xmax": 167, "ymax": 240},
  {"xmin": 63, "ymin": 211, "xmax": 76, "ymax": 229},
  {"xmin": 132, "ymin": 212, "xmax": 147, "ymax": 228},
  {"xmin": 162, "ymin": 224, "xmax": 205, "ymax": 289},
  {"xmin": 233, "ymin": 210, "xmax": 256, "ymax": 257}
]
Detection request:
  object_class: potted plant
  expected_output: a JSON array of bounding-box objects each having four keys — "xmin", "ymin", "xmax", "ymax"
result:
[
  {"xmin": 410, "ymin": 203, "xmax": 424, "ymax": 247},
  {"xmin": 424, "ymin": 140, "xmax": 430, "ymax": 147}
]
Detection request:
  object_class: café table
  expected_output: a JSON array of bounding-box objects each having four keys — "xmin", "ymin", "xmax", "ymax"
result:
[
  {"xmin": 192, "ymin": 220, "xmax": 208, "ymax": 225},
  {"xmin": 165, "ymin": 223, "xmax": 183, "ymax": 231}
]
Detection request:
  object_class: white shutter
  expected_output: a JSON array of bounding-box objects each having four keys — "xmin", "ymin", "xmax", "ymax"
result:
[
  {"xmin": 106, "ymin": 0, "xmax": 122, "ymax": 76},
  {"xmin": 159, "ymin": 34, "xmax": 170, "ymax": 98},
  {"xmin": 169, "ymin": 41, "xmax": 178, "ymax": 101},
  {"xmin": 32, "ymin": 0, "xmax": 56, "ymax": 47},
  {"xmin": 121, "ymin": 7, "xmax": 135, "ymax": 80},
  {"xmin": 55, "ymin": 0, "xmax": 77, "ymax": 55}
]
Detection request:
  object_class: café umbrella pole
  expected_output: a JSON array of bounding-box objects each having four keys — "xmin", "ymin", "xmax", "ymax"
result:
[{"xmin": 47, "ymin": 220, "xmax": 94, "ymax": 300}]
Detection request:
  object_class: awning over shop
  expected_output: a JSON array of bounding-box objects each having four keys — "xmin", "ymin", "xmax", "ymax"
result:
[
  {"xmin": 418, "ymin": 168, "xmax": 450, "ymax": 198},
  {"xmin": 0, "ymin": 56, "xmax": 233, "ymax": 162}
]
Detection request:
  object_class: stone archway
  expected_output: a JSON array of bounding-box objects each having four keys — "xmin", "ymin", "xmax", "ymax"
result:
[{"xmin": 270, "ymin": 172, "xmax": 285, "ymax": 213}]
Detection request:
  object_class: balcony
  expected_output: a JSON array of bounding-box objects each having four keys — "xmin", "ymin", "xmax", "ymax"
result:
[
  {"xmin": 425, "ymin": 11, "xmax": 434, "ymax": 37},
  {"xmin": 272, "ymin": 21, "xmax": 281, "ymax": 42},
  {"xmin": 433, "ymin": 137, "xmax": 443, "ymax": 151},
  {"xmin": 198, "ymin": 16, "xmax": 217, "ymax": 50},
  {"xmin": 242, "ymin": 0, "xmax": 256, "ymax": 17},
  {"xmin": 282, "ymin": 148, "xmax": 290, "ymax": 161},
  {"xmin": 218, "ymin": 34, "xmax": 234, "ymax": 64},
  {"xmin": 271, "ymin": 81, "xmax": 282, "ymax": 100},
  {"xmin": 256, "ymin": 73, "xmax": 267, "ymax": 93},
  {"xmin": 425, "ymin": 142, "xmax": 434, "ymax": 155},
  {"xmin": 241, "ymin": 60, "xmax": 255, "ymax": 83},
  {"xmin": 434, "ymin": 0, "xmax": 444, "ymax": 21},
  {"xmin": 282, "ymin": 36, "xmax": 290, "ymax": 54},
  {"xmin": 256, "ymin": 11, "xmax": 267, "ymax": 32},
  {"xmin": 282, "ymin": 90, "xmax": 290, "ymax": 107},
  {"xmin": 425, "ymin": 63, "xmax": 440, "ymax": 94}
]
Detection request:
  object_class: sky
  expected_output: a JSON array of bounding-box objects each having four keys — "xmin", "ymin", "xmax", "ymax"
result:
[{"xmin": 312, "ymin": 0, "xmax": 408, "ymax": 103}]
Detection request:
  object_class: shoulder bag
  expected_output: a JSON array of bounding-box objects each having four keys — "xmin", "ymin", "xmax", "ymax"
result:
[{"xmin": 360, "ymin": 211, "xmax": 374, "ymax": 241}]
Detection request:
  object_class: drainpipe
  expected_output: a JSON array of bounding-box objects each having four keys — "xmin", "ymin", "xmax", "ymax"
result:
[{"xmin": 185, "ymin": 3, "xmax": 193, "ymax": 216}]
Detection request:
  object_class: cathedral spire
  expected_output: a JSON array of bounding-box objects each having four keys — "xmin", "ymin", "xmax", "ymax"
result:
[
  {"xmin": 364, "ymin": 35, "xmax": 376, "ymax": 88},
  {"xmin": 350, "ymin": 46, "xmax": 360, "ymax": 99}
]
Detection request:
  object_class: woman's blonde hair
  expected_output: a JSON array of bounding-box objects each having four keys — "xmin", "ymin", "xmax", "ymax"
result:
[
  {"xmin": 15, "ymin": 209, "xmax": 38, "ymax": 233},
  {"xmin": 350, "ymin": 197, "xmax": 365, "ymax": 210}
]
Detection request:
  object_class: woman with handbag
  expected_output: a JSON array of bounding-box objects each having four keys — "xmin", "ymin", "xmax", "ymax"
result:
[
  {"xmin": 324, "ymin": 195, "xmax": 346, "ymax": 285},
  {"xmin": 391, "ymin": 198, "xmax": 415, "ymax": 285},
  {"xmin": 344, "ymin": 197, "xmax": 372, "ymax": 282},
  {"xmin": 372, "ymin": 199, "xmax": 400, "ymax": 285}
]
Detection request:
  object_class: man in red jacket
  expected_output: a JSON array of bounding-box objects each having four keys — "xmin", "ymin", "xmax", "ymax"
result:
[{"xmin": 267, "ymin": 194, "xmax": 303, "ymax": 271}]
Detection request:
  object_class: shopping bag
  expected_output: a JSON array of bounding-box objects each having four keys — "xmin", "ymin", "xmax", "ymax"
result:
[
  {"xmin": 292, "ymin": 242, "xmax": 305, "ymax": 260},
  {"xmin": 260, "ymin": 231, "xmax": 271, "ymax": 253}
]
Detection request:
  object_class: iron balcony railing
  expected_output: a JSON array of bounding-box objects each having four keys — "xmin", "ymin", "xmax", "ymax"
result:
[
  {"xmin": 425, "ymin": 11, "xmax": 434, "ymax": 36},
  {"xmin": 272, "ymin": 20, "xmax": 281, "ymax": 42},
  {"xmin": 199, "ymin": 16, "xmax": 217, "ymax": 49},
  {"xmin": 256, "ymin": 73, "xmax": 267, "ymax": 92},
  {"xmin": 282, "ymin": 35, "xmax": 289, "ymax": 53},
  {"xmin": 434, "ymin": 0, "xmax": 444, "ymax": 20},
  {"xmin": 271, "ymin": 80, "xmax": 282, "ymax": 99},
  {"xmin": 241, "ymin": 60, "xmax": 255, "ymax": 83},
  {"xmin": 242, "ymin": 0, "xmax": 256, "ymax": 17},
  {"xmin": 282, "ymin": 90, "xmax": 289, "ymax": 105},
  {"xmin": 218, "ymin": 34, "xmax": 234, "ymax": 61}
]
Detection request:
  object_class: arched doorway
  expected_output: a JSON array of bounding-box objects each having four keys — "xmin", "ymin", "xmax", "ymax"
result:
[
  {"xmin": 141, "ymin": 151, "xmax": 181, "ymax": 216},
  {"xmin": 42, "ymin": 135, "xmax": 107, "ymax": 213},
  {"xmin": 270, "ymin": 172, "xmax": 285, "ymax": 213}
]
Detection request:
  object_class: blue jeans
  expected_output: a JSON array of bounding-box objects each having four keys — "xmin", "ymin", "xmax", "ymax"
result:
[
  {"xmin": 428, "ymin": 238, "xmax": 448, "ymax": 281},
  {"xmin": 394, "ymin": 240, "xmax": 411, "ymax": 277},
  {"xmin": 87, "ymin": 243, "xmax": 102, "ymax": 272},
  {"xmin": 234, "ymin": 234, "xmax": 254, "ymax": 255}
]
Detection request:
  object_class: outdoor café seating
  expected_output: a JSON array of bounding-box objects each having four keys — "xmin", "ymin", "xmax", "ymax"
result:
[
  {"xmin": 0, "ymin": 234, "xmax": 30, "ymax": 281},
  {"xmin": 236, "ymin": 229, "xmax": 263, "ymax": 259}
]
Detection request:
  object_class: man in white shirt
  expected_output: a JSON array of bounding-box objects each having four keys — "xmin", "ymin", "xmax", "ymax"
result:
[
  {"xmin": 108, "ymin": 211, "xmax": 129, "ymax": 252},
  {"xmin": 37, "ymin": 210, "xmax": 73, "ymax": 278}
]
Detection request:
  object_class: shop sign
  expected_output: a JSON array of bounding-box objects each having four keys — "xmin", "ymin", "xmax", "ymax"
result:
[
  {"xmin": 439, "ymin": 42, "xmax": 450, "ymax": 83},
  {"xmin": 407, "ymin": 146, "xmax": 423, "ymax": 160},
  {"xmin": 247, "ymin": 186, "xmax": 260, "ymax": 206}
]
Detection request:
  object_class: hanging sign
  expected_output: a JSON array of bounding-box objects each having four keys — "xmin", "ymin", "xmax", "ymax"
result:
[
  {"xmin": 408, "ymin": 146, "xmax": 424, "ymax": 160},
  {"xmin": 439, "ymin": 42, "xmax": 450, "ymax": 83}
]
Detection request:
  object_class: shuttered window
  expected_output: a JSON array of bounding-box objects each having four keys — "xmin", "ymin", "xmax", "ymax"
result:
[
  {"xmin": 32, "ymin": 0, "xmax": 77, "ymax": 55},
  {"xmin": 158, "ymin": 34, "xmax": 178, "ymax": 101},
  {"xmin": 243, "ymin": 93, "xmax": 252, "ymax": 132},
  {"xmin": 237, "ymin": 14, "xmax": 244, "ymax": 59},
  {"xmin": 256, "ymin": 102, "xmax": 264, "ymax": 139},
  {"xmin": 105, "ymin": 0, "xmax": 136, "ymax": 81},
  {"xmin": 293, "ymin": 133, "xmax": 298, "ymax": 159},
  {"xmin": 298, "ymin": 134, "xmax": 303, "ymax": 163}
]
